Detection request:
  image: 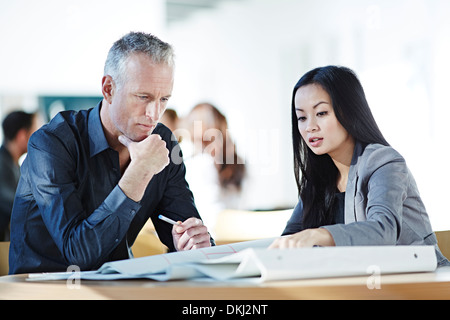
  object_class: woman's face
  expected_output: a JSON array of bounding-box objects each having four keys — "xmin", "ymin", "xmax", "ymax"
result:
[{"xmin": 294, "ymin": 83, "xmax": 354, "ymax": 160}]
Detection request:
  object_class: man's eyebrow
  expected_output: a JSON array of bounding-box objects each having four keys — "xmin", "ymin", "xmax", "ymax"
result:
[
  {"xmin": 295, "ymin": 101, "xmax": 329, "ymax": 112},
  {"xmin": 137, "ymin": 92, "xmax": 172, "ymax": 99},
  {"xmin": 136, "ymin": 92, "xmax": 154, "ymax": 97}
]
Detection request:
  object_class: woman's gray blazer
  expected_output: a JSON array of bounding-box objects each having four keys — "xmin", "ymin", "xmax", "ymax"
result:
[{"xmin": 283, "ymin": 141, "xmax": 449, "ymax": 266}]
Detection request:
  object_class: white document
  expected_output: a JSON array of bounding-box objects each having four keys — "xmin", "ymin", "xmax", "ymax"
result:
[
  {"xmin": 28, "ymin": 238, "xmax": 275, "ymax": 281},
  {"xmin": 28, "ymin": 241, "xmax": 437, "ymax": 282}
]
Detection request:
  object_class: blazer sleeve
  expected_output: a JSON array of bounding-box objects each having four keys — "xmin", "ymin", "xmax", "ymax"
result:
[
  {"xmin": 281, "ymin": 200, "xmax": 305, "ymax": 236},
  {"xmin": 322, "ymin": 146, "xmax": 407, "ymax": 246}
]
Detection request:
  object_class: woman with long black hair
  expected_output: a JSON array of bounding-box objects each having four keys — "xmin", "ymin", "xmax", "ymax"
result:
[{"xmin": 270, "ymin": 66, "xmax": 449, "ymax": 266}]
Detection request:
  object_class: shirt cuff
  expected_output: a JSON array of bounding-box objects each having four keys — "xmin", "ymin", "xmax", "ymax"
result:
[{"xmin": 104, "ymin": 185, "xmax": 142, "ymax": 219}]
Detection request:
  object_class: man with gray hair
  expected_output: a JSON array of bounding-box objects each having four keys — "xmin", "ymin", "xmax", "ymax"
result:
[{"xmin": 9, "ymin": 32, "xmax": 214, "ymax": 274}]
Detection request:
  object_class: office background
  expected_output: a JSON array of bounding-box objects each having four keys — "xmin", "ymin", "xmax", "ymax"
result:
[{"xmin": 0, "ymin": 0, "xmax": 449, "ymax": 230}]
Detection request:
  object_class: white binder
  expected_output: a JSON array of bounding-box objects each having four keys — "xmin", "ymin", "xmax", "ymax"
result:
[{"xmin": 28, "ymin": 238, "xmax": 437, "ymax": 282}]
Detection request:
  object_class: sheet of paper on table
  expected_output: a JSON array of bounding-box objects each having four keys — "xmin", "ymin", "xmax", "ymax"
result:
[{"xmin": 28, "ymin": 238, "xmax": 437, "ymax": 282}]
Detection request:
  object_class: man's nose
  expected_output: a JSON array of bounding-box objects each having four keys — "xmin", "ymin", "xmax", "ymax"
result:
[{"xmin": 146, "ymin": 101, "xmax": 161, "ymax": 122}]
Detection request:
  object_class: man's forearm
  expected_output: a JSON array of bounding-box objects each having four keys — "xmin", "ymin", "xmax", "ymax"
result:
[{"xmin": 118, "ymin": 161, "xmax": 155, "ymax": 202}]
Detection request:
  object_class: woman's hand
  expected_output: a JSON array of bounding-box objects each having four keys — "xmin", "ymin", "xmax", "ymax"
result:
[{"xmin": 269, "ymin": 228, "xmax": 335, "ymax": 249}]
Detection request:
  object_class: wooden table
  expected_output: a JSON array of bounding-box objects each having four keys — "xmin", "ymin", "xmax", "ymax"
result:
[{"xmin": 1, "ymin": 267, "xmax": 450, "ymax": 300}]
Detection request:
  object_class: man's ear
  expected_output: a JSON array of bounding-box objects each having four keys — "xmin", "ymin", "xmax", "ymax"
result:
[
  {"xmin": 15, "ymin": 128, "xmax": 29, "ymax": 150},
  {"xmin": 102, "ymin": 75, "xmax": 114, "ymax": 104}
]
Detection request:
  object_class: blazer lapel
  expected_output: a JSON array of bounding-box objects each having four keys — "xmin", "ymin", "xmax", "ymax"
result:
[
  {"xmin": 345, "ymin": 167, "xmax": 358, "ymax": 224},
  {"xmin": 344, "ymin": 141, "xmax": 364, "ymax": 224}
]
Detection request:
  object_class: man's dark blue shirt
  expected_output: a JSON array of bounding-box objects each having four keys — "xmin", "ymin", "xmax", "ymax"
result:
[{"xmin": 9, "ymin": 102, "xmax": 208, "ymax": 274}]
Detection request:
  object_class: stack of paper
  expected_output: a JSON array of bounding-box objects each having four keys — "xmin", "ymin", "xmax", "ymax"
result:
[{"xmin": 28, "ymin": 238, "xmax": 437, "ymax": 282}]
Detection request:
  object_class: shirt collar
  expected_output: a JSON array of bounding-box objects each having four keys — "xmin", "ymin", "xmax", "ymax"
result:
[{"xmin": 88, "ymin": 101, "xmax": 110, "ymax": 158}]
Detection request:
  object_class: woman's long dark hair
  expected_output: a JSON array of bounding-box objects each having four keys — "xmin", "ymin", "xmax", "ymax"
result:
[{"xmin": 291, "ymin": 66, "xmax": 389, "ymax": 229}]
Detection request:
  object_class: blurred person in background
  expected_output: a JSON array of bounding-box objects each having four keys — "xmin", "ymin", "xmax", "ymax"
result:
[
  {"xmin": 160, "ymin": 108, "xmax": 182, "ymax": 142},
  {"xmin": 0, "ymin": 110, "xmax": 40, "ymax": 241},
  {"xmin": 182, "ymin": 103, "xmax": 246, "ymax": 237}
]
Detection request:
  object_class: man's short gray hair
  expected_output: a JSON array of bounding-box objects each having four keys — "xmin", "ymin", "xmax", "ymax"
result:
[{"xmin": 104, "ymin": 31, "xmax": 175, "ymax": 87}]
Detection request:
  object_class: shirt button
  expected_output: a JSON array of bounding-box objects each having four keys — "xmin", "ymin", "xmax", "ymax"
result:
[{"xmin": 130, "ymin": 209, "xmax": 136, "ymax": 215}]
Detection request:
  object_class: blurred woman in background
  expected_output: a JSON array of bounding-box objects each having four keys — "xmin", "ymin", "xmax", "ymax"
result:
[{"xmin": 183, "ymin": 103, "xmax": 246, "ymax": 237}]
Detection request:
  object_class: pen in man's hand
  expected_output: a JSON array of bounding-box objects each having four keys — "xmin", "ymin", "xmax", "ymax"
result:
[{"xmin": 158, "ymin": 214, "xmax": 181, "ymax": 226}]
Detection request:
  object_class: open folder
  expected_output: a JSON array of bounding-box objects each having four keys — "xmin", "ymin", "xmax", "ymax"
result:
[{"xmin": 28, "ymin": 238, "xmax": 437, "ymax": 282}]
